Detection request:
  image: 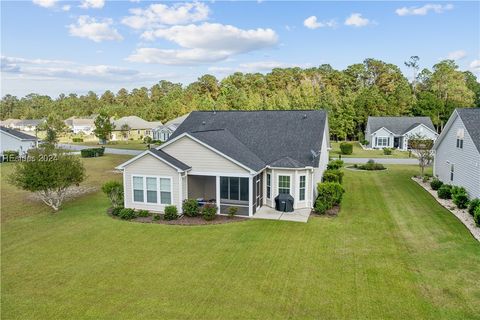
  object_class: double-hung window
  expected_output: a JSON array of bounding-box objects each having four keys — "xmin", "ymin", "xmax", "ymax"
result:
[
  {"xmin": 160, "ymin": 178, "xmax": 172, "ymax": 204},
  {"xmin": 299, "ymin": 175, "xmax": 306, "ymax": 201},
  {"xmin": 456, "ymin": 129, "xmax": 464, "ymax": 149},
  {"xmin": 133, "ymin": 176, "xmax": 144, "ymax": 202},
  {"xmin": 376, "ymin": 137, "xmax": 389, "ymax": 147},
  {"xmin": 146, "ymin": 177, "xmax": 157, "ymax": 203},
  {"xmin": 266, "ymin": 173, "xmax": 271, "ymax": 199},
  {"xmin": 278, "ymin": 175, "xmax": 291, "ymax": 194}
]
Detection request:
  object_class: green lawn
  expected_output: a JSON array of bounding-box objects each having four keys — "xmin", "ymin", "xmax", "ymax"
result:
[
  {"xmin": 330, "ymin": 141, "xmax": 414, "ymax": 158},
  {"xmin": 70, "ymin": 140, "xmax": 157, "ymax": 150},
  {"xmin": 1, "ymin": 157, "xmax": 479, "ymax": 319}
]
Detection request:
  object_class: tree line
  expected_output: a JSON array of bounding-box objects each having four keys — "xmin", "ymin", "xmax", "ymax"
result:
[{"xmin": 1, "ymin": 58, "xmax": 478, "ymax": 140}]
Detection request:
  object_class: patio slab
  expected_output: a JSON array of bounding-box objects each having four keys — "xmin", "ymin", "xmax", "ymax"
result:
[{"xmin": 253, "ymin": 206, "xmax": 311, "ymax": 223}]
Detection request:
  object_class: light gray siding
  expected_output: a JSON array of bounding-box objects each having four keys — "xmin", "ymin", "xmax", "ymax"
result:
[
  {"xmin": 0, "ymin": 132, "xmax": 37, "ymax": 155},
  {"xmin": 434, "ymin": 115, "xmax": 480, "ymax": 199}
]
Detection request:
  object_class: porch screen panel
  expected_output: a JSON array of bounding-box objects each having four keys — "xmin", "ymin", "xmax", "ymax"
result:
[
  {"xmin": 240, "ymin": 178, "xmax": 249, "ymax": 201},
  {"xmin": 229, "ymin": 178, "xmax": 239, "ymax": 200}
]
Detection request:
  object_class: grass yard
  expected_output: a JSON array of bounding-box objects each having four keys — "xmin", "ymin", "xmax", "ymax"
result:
[
  {"xmin": 1, "ymin": 157, "xmax": 479, "ymax": 319},
  {"xmin": 70, "ymin": 140, "xmax": 152, "ymax": 150},
  {"xmin": 330, "ymin": 141, "xmax": 414, "ymax": 158}
]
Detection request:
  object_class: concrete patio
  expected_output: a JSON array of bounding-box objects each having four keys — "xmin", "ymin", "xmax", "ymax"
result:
[{"xmin": 253, "ymin": 206, "xmax": 311, "ymax": 223}]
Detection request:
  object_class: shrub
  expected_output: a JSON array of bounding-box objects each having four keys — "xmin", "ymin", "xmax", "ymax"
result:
[
  {"xmin": 383, "ymin": 148, "xmax": 393, "ymax": 155},
  {"xmin": 182, "ymin": 199, "xmax": 199, "ymax": 217},
  {"xmin": 137, "ymin": 209, "xmax": 150, "ymax": 217},
  {"xmin": 322, "ymin": 169, "xmax": 344, "ymax": 184},
  {"xmin": 202, "ymin": 203, "xmax": 217, "ymax": 221},
  {"xmin": 80, "ymin": 147, "xmax": 105, "ymax": 158},
  {"xmin": 422, "ymin": 176, "xmax": 429, "ymax": 183},
  {"xmin": 357, "ymin": 160, "xmax": 385, "ymax": 171},
  {"xmin": 327, "ymin": 159, "xmax": 344, "ymax": 170},
  {"xmin": 430, "ymin": 178, "xmax": 443, "ymax": 190},
  {"xmin": 451, "ymin": 186, "xmax": 469, "ymax": 209},
  {"xmin": 339, "ymin": 142, "xmax": 353, "ymax": 155},
  {"xmin": 153, "ymin": 214, "xmax": 161, "ymax": 221},
  {"xmin": 437, "ymin": 184, "xmax": 452, "ymax": 199},
  {"xmin": 164, "ymin": 205, "xmax": 178, "ymax": 220},
  {"xmin": 119, "ymin": 208, "xmax": 136, "ymax": 220},
  {"xmin": 143, "ymin": 136, "xmax": 152, "ymax": 144},
  {"xmin": 72, "ymin": 137, "xmax": 84, "ymax": 142},
  {"xmin": 361, "ymin": 139, "xmax": 369, "ymax": 146},
  {"xmin": 111, "ymin": 206, "xmax": 123, "ymax": 216},
  {"xmin": 474, "ymin": 206, "xmax": 480, "ymax": 227},
  {"xmin": 101, "ymin": 181, "xmax": 124, "ymax": 208},
  {"xmin": 227, "ymin": 206, "xmax": 238, "ymax": 218},
  {"xmin": 2, "ymin": 150, "xmax": 19, "ymax": 162},
  {"xmin": 316, "ymin": 182, "xmax": 345, "ymax": 209},
  {"xmin": 468, "ymin": 199, "xmax": 480, "ymax": 216},
  {"xmin": 314, "ymin": 199, "xmax": 329, "ymax": 214}
]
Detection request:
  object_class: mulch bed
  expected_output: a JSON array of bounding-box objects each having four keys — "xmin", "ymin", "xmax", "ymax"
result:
[
  {"xmin": 107, "ymin": 209, "xmax": 247, "ymax": 226},
  {"xmin": 310, "ymin": 205, "xmax": 340, "ymax": 218}
]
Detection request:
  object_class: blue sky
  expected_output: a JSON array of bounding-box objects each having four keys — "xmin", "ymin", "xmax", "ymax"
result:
[{"xmin": 1, "ymin": 1, "xmax": 479, "ymax": 97}]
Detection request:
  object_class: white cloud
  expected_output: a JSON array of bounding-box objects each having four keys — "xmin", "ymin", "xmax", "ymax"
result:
[
  {"xmin": 395, "ymin": 4, "xmax": 454, "ymax": 16},
  {"xmin": 79, "ymin": 0, "xmax": 105, "ymax": 9},
  {"xmin": 122, "ymin": 2, "xmax": 210, "ymax": 29},
  {"xmin": 447, "ymin": 50, "xmax": 467, "ymax": 60},
  {"xmin": 130, "ymin": 23, "xmax": 278, "ymax": 65},
  {"xmin": 32, "ymin": 0, "xmax": 58, "ymax": 8},
  {"xmin": 470, "ymin": 60, "xmax": 480, "ymax": 72},
  {"xmin": 62, "ymin": 4, "xmax": 71, "ymax": 11},
  {"xmin": 345, "ymin": 13, "xmax": 371, "ymax": 27},
  {"xmin": 68, "ymin": 16, "xmax": 123, "ymax": 42},
  {"xmin": 303, "ymin": 16, "xmax": 336, "ymax": 29}
]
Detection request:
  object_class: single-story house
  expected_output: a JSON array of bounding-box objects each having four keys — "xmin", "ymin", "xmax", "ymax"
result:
[
  {"xmin": 116, "ymin": 110, "xmax": 330, "ymax": 217},
  {"xmin": 65, "ymin": 117, "xmax": 96, "ymax": 134},
  {"xmin": 0, "ymin": 119, "xmax": 21, "ymax": 128},
  {"xmin": 433, "ymin": 108, "xmax": 480, "ymax": 199},
  {"xmin": 11, "ymin": 119, "xmax": 45, "ymax": 132},
  {"xmin": 111, "ymin": 116, "xmax": 163, "ymax": 141},
  {"xmin": 152, "ymin": 113, "xmax": 189, "ymax": 142},
  {"xmin": 1, "ymin": 126, "xmax": 39, "ymax": 157},
  {"xmin": 365, "ymin": 116, "xmax": 438, "ymax": 150}
]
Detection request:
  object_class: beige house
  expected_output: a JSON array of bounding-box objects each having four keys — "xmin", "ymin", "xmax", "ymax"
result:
[
  {"xmin": 111, "ymin": 116, "xmax": 163, "ymax": 141},
  {"xmin": 116, "ymin": 110, "xmax": 329, "ymax": 217}
]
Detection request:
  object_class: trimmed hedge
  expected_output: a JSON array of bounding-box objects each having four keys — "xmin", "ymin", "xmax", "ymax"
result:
[
  {"xmin": 164, "ymin": 205, "xmax": 178, "ymax": 220},
  {"xmin": 119, "ymin": 208, "xmax": 136, "ymax": 220},
  {"xmin": 327, "ymin": 159, "xmax": 344, "ymax": 170},
  {"xmin": 202, "ymin": 203, "xmax": 217, "ymax": 221},
  {"xmin": 430, "ymin": 178, "xmax": 443, "ymax": 190},
  {"xmin": 468, "ymin": 198, "xmax": 480, "ymax": 216},
  {"xmin": 452, "ymin": 186, "xmax": 469, "ymax": 209},
  {"xmin": 383, "ymin": 148, "xmax": 393, "ymax": 155},
  {"xmin": 322, "ymin": 169, "xmax": 344, "ymax": 184},
  {"xmin": 339, "ymin": 142, "xmax": 353, "ymax": 155},
  {"xmin": 356, "ymin": 160, "xmax": 385, "ymax": 171},
  {"xmin": 137, "ymin": 210, "xmax": 150, "ymax": 217},
  {"xmin": 315, "ymin": 182, "xmax": 345, "ymax": 214},
  {"xmin": 474, "ymin": 206, "xmax": 480, "ymax": 227},
  {"xmin": 80, "ymin": 147, "xmax": 105, "ymax": 158},
  {"xmin": 182, "ymin": 199, "xmax": 199, "ymax": 217},
  {"xmin": 72, "ymin": 138, "xmax": 84, "ymax": 142},
  {"xmin": 437, "ymin": 184, "xmax": 452, "ymax": 199}
]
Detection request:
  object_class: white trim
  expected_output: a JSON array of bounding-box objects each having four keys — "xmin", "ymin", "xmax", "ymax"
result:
[
  {"xmin": 157, "ymin": 133, "xmax": 256, "ymax": 174},
  {"xmin": 131, "ymin": 175, "xmax": 173, "ymax": 206},
  {"xmin": 188, "ymin": 171, "xmax": 252, "ymax": 178},
  {"xmin": 115, "ymin": 150, "xmax": 187, "ymax": 172},
  {"xmin": 276, "ymin": 173, "xmax": 293, "ymax": 196},
  {"xmin": 402, "ymin": 123, "xmax": 438, "ymax": 137},
  {"xmin": 248, "ymin": 176, "xmax": 253, "ymax": 216},
  {"xmin": 0, "ymin": 129, "xmax": 38, "ymax": 141},
  {"xmin": 298, "ymin": 174, "xmax": 306, "ymax": 202},
  {"xmin": 371, "ymin": 126, "xmax": 395, "ymax": 136},
  {"xmin": 266, "ymin": 172, "xmax": 272, "ymax": 199},
  {"xmin": 178, "ymin": 172, "xmax": 183, "ymax": 213},
  {"xmin": 216, "ymin": 176, "xmax": 221, "ymax": 214}
]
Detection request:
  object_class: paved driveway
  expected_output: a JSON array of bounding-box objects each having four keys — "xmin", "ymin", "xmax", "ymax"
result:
[
  {"xmin": 333, "ymin": 157, "xmax": 419, "ymax": 165},
  {"xmin": 58, "ymin": 144, "xmax": 142, "ymax": 156}
]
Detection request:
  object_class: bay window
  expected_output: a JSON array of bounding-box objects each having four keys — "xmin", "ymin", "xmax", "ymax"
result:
[
  {"xmin": 278, "ymin": 175, "xmax": 291, "ymax": 194},
  {"xmin": 299, "ymin": 175, "xmax": 306, "ymax": 201}
]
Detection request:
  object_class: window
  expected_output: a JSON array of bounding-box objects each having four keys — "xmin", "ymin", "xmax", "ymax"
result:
[
  {"xmin": 456, "ymin": 138, "xmax": 464, "ymax": 149},
  {"xmin": 278, "ymin": 175, "xmax": 291, "ymax": 194},
  {"xmin": 376, "ymin": 137, "xmax": 389, "ymax": 147},
  {"xmin": 133, "ymin": 176, "xmax": 144, "ymax": 202},
  {"xmin": 450, "ymin": 164, "xmax": 454, "ymax": 182},
  {"xmin": 456, "ymin": 129, "xmax": 464, "ymax": 149},
  {"xmin": 160, "ymin": 178, "xmax": 172, "ymax": 204},
  {"xmin": 266, "ymin": 173, "xmax": 271, "ymax": 199},
  {"xmin": 220, "ymin": 177, "xmax": 249, "ymax": 201},
  {"xmin": 146, "ymin": 177, "xmax": 157, "ymax": 203},
  {"xmin": 299, "ymin": 175, "xmax": 306, "ymax": 201}
]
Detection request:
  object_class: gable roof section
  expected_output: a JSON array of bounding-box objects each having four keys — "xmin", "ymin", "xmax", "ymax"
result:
[
  {"xmin": 0, "ymin": 126, "xmax": 38, "ymax": 141},
  {"xmin": 115, "ymin": 149, "xmax": 190, "ymax": 171},
  {"xmin": 168, "ymin": 110, "xmax": 327, "ymax": 169},
  {"xmin": 457, "ymin": 108, "xmax": 480, "ymax": 152},
  {"xmin": 367, "ymin": 116, "xmax": 435, "ymax": 135},
  {"xmin": 113, "ymin": 116, "xmax": 163, "ymax": 130}
]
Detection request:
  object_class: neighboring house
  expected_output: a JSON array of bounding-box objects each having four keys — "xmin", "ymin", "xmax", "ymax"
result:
[
  {"xmin": 116, "ymin": 110, "xmax": 330, "ymax": 217},
  {"xmin": 71, "ymin": 118, "xmax": 95, "ymax": 134},
  {"xmin": 365, "ymin": 116, "xmax": 438, "ymax": 150},
  {"xmin": 152, "ymin": 113, "xmax": 190, "ymax": 142},
  {"xmin": 11, "ymin": 119, "xmax": 45, "ymax": 132},
  {"xmin": 433, "ymin": 108, "xmax": 480, "ymax": 199},
  {"xmin": 111, "ymin": 116, "xmax": 163, "ymax": 141},
  {"xmin": 0, "ymin": 126, "xmax": 39, "ymax": 157},
  {"xmin": 0, "ymin": 119, "xmax": 21, "ymax": 128}
]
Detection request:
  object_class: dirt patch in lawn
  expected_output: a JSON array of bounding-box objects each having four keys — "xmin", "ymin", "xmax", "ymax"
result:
[
  {"xmin": 107, "ymin": 209, "xmax": 248, "ymax": 226},
  {"xmin": 311, "ymin": 205, "xmax": 340, "ymax": 218}
]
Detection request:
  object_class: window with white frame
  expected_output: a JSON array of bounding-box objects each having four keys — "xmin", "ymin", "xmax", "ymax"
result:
[
  {"xmin": 299, "ymin": 175, "xmax": 306, "ymax": 201},
  {"xmin": 456, "ymin": 129, "xmax": 464, "ymax": 149},
  {"xmin": 278, "ymin": 175, "xmax": 291, "ymax": 194},
  {"xmin": 266, "ymin": 173, "xmax": 271, "ymax": 199},
  {"xmin": 146, "ymin": 177, "xmax": 157, "ymax": 203},
  {"xmin": 376, "ymin": 137, "xmax": 389, "ymax": 147},
  {"xmin": 133, "ymin": 176, "xmax": 144, "ymax": 202}
]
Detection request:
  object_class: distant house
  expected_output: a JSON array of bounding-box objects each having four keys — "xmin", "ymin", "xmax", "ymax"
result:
[
  {"xmin": 64, "ymin": 117, "xmax": 96, "ymax": 134},
  {"xmin": 0, "ymin": 126, "xmax": 39, "ymax": 157},
  {"xmin": 0, "ymin": 119, "xmax": 21, "ymax": 128},
  {"xmin": 11, "ymin": 119, "xmax": 45, "ymax": 132},
  {"xmin": 365, "ymin": 116, "xmax": 438, "ymax": 150},
  {"xmin": 115, "ymin": 110, "xmax": 330, "ymax": 217},
  {"xmin": 111, "ymin": 116, "xmax": 163, "ymax": 141},
  {"xmin": 433, "ymin": 108, "xmax": 480, "ymax": 199},
  {"xmin": 152, "ymin": 113, "xmax": 190, "ymax": 142}
]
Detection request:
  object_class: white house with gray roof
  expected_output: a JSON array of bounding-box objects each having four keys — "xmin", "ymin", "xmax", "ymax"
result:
[
  {"xmin": 116, "ymin": 110, "xmax": 329, "ymax": 217},
  {"xmin": 433, "ymin": 108, "xmax": 480, "ymax": 199},
  {"xmin": 365, "ymin": 116, "xmax": 438, "ymax": 150},
  {"xmin": 1, "ymin": 126, "xmax": 39, "ymax": 157}
]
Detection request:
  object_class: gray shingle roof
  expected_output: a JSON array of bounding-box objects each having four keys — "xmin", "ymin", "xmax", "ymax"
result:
[
  {"xmin": 149, "ymin": 148, "xmax": 191, "ymax": 171},
  {"xmin": 169, "ymin": 110, "xmax": 327, "ymax": 170},
  {"xmin": 0, "ymin": 126, "xmax": 38, "ymax": 140},
  {"xmin": 367, "ymin": 116, "xmax": 435, "ymax": 135},
  {"xmin": 457, "ymin": 108, "xmax": 480, "ymax": 152}
]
